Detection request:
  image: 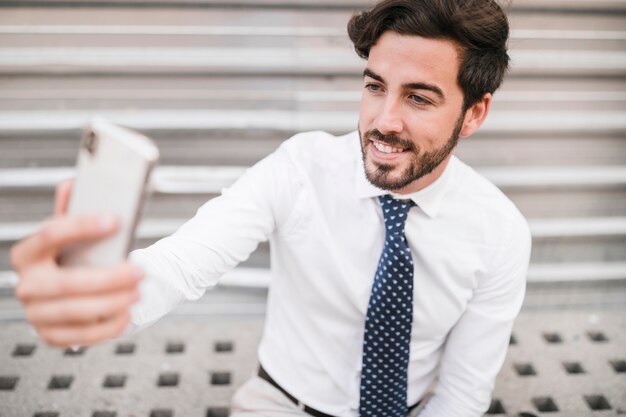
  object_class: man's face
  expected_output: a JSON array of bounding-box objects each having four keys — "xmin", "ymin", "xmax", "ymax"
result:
[{"xmin": 358, "ymin": 31, "xmax": 467, "ymax": 194}]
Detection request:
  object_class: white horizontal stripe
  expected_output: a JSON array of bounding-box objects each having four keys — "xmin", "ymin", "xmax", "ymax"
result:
[
  {"xmin": 0, "ymin": 89, "xmax": 360, "ymax": 102},
  {"xmin": 476, "ymin": 166, "xmax": 626, "ymax": 187},
  {"xmin": 530, "ymin": 217, "xmax": 626, "ymax": 237},
  {"xmin": 0, "ymin": 47, "xmax": 360, "ymax": 69},
  {"xmin": 3, "ymin": 262, "xmax": 626, "ymax": 291},
  {"xmin": 0, "ymin": 110, "xmax": 356, "ymax": 132},
  {"xmin": 513, "ymin": 50, "xmax": 626, "ymax": 70},
  {"xmin": 0, "ymin": 110, "xmax": 625, "ymax": 132},
  {"xmin": 527, "ymin": 262, "xmax": 626, "ymax": 282},
  {"xmin": 2, "ymin": 165, "xmax": 626, "ymax": 191},
  {"xmin": 2, "ymin": 217, "xmax": 625, "ymax": 243},
  {"xmin": 0, "ymin": 48, "xmax": 624, "ymax": 71},
  {"xmin": 153, "ymin": 166, "xmax": 246, "ymax": 194},
  {"xmin": 511, "ymin": 29, "xmax": 626, "ymax": 40},
  {"xmin": 0, "ymin": 267, "xmax": 276, "ymax": 290},
  {"xmin": 0, "ymin": 25, "xmax": 345, "ymax": 37},
  {"xmin": 0, "ymin": 219, "xmax": 184, "ymax": 242}
]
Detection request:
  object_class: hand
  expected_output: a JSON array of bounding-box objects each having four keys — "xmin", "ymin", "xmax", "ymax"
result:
[{"xmin": 10, "ymin": 180, "xmax": 144, "ymax": 348}]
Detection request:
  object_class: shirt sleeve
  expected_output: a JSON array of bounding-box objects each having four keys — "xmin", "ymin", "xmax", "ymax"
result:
[
  {"xmin": 125, "ymin": 142, "xmax": 300, "ymax": 333},
  {"xmin": 419, "ymin": 211, "xmax": 532, "ymax": 417}
]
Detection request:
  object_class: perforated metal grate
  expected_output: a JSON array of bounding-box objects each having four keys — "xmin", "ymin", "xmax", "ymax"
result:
[
  {"xmin": 489, "ymin": 311, "xmax": 626, "ymax": 416},
  {"xmin": 0, "ymin": 317, "xmax": 261, "ymax": 417},
  {"xmin": 0, "ymin": 312, "xmax": 624, "ymax": 416}
]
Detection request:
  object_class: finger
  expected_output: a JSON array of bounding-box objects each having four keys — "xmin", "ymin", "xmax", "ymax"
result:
[
  {"xmin": 16, "ymin": 263, "xmax": 143, "ymax": 302},
  {"xmin": 26, "ymin": 288, "xmax": 140, "ymax": 326},
  {"xmin": 11, "ymin": 214, "xmax": 118, "ymax": 268},
  {"xmin": 37, "ymin": 310, "xmax": 131, "ymax": 348},
  {"xmin": 54, "ymin": 179, "xmax": 74, "ymax": 217}
]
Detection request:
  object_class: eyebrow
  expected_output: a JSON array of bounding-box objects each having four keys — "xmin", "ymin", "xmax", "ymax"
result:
[{"xmin": 363, "ymin": 68, "xmax": 445, "ymax": 101}]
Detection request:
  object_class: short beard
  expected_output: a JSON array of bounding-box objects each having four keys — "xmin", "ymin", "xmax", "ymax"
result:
[{"xmin": 359, "ymin": 114, "xmax": 464, "ymax": 191}]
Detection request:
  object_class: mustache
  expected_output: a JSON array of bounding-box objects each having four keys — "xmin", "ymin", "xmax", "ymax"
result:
[{"xmin": 364, "ymin": 129, "xmax": 415, "ymax": 151}]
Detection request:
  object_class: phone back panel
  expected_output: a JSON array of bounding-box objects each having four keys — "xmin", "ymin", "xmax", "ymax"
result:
[{"xmin": 60, "ymin": 119, "xmax": 158, "ymax": 268}]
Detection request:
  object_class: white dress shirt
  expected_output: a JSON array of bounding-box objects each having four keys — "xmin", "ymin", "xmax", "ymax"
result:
[{"xmin": 129, "ymin": 130, "xmax": 531, "ymax": 417}]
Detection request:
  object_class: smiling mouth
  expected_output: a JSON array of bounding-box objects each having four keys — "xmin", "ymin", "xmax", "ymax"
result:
[{"xmin": 370, "ymin": 139, "xmax": 407, "ymax": 154}]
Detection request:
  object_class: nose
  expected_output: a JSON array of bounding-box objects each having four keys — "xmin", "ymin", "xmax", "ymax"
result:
[{"xmin": 375, "ymin": 98, "xmax": 403, "ymax": 135}]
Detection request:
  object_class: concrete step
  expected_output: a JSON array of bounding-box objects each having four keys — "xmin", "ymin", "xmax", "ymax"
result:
[
  {"xmin": 2, "ymin": 80, "xmax": 624, "ymax": 113},
  {"xmin": 2, "ymin": 130, "xmax": 624, "ymax": 168},
  {"xmin": 4, "ymin": 165, "xmax": 626, "ymax": 194},
  {"xmin": 1, "ymin": 46, "xmax": 624, "ymax": 76},
  {"xmin": 2, "ymin": 275, "xmax": 626, "ymax": 313},
  {"xmin": 2, "ymin": 3, "xmax": 623, "ymax": 35},
  {"xmin": 4, "ymin": 74, "xmax": 622, "ymax": 98},
  {"xmin": 1, "ymin": 216, "xmax": 624, "ymax": 270},
  {"xmin": 531, "ymin": 236, "xmax": 626, "ymax": 263},
  {"xmin": 1, "ymin": 24, "xmax": 624, "ymax": 52},
  {"xmin": 4, "ymin": 181, "xmax": 625, "ymax": 222},
  {"xmin": 0, "ymin": 228, "xmax": 270, "ymax": 273},
  {"xmin": 0, "ymin": 109, "xmax": 623, "ymax": 167},
  {"xmin": 1, "ymin": 165, "xmax": 625, "ymax": 220},
  {"xmin": 2, "ymin": 260, "xmax": 626, "ymax": 298},
  {"xmin": 2, "ymin": 109, "xmax": 623, "ymax": 134},
  {"xmin": 455, "ymin": 134, "xmax": 626, "ymax": 168},
  {"xmin": 4, "ymin": 214, "xmax": 625, "ymax": 243},
  {"xmin": 0, "ymin": 219, "xmax": 271, "ymax": 272},
  {"xmin": 6, "ymin": 185, "xmax": 625, "ymax": 224}
]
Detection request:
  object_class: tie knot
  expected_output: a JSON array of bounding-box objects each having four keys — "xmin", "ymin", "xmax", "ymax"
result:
[{"xmin": 378, "ymin": 195, "xmax": 414, "ymax": 235}]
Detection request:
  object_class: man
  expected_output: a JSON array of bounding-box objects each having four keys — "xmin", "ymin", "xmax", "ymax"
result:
[{"xmin": 11, "ymin": 0, "xmax": 531, "ymax": 416}]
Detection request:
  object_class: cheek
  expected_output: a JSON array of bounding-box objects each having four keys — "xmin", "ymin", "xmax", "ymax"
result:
[
  {"xmin": 404, "ymin": 114, "xmax": 435, "ymax": 142},
  {"xmin": 358, "ymin": 94, "xmax": 377, "ymax": 127},
  {"xmin": 405, "ymin": 111, "xmax": 456, "ymax": 143}
]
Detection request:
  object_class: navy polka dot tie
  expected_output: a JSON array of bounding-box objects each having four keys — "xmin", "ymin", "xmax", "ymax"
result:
[{"xmin": 360, "ymin": 195, "xmax": 415, "ymax": 417}]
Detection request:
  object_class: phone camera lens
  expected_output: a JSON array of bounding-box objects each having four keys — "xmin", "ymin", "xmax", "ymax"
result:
[{"xmin": 85, "ymin": 131, "xmax": 98, "ymax": 155}]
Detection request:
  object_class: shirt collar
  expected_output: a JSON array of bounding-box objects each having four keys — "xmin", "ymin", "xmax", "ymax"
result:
[{"xmin": 353, "ymin": 134, "xmax": 457, "ymax": 218}]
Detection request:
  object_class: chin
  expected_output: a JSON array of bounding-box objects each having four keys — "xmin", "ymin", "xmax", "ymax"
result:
[{"xmin": 365, "ymin": 162, "xmax": 408, "ymax": 191}]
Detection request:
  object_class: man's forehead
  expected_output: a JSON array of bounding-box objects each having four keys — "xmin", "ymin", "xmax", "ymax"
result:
[
  {"xmin": 367, "ymin": 31, "xmax": 460, "ymax": 89},
  {"xmin": 371, "ymin": 31, "xmax": 460, "ymax": 63}
]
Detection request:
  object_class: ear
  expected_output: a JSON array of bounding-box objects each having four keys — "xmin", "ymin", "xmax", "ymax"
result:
[{"xmin": 459, "ymin": 93, "xmax": 492, "ymax": 137}]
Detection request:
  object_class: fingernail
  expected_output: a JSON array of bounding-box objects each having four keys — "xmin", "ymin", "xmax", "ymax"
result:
[{"xmin": 98, "ymin": 214, "xmax": 116, "ymax": 231}]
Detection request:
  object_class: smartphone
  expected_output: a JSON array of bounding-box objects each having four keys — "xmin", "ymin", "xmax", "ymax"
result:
[{"xmin": 59, "ymin": 118, "xmax": 159, "ymax": 268}]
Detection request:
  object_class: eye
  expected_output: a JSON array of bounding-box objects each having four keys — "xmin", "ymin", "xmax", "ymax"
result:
[
  {"xmin": 365, "ymin": 83, "xmax": 382, "ymax": 93},
  {"xmin": 409, "ymin": 94, "xmax": 431, "ymax": 106}
]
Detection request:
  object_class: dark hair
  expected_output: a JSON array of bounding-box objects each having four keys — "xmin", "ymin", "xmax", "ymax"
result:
[{"xmin": 347, "ymin": 0, "xmax": 510, "ymax": 111}]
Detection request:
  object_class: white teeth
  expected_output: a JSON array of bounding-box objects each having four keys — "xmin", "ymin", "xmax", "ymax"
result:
[{"xmin": 372, "ymin": 141, "xmax": 404, "ymax": 154}]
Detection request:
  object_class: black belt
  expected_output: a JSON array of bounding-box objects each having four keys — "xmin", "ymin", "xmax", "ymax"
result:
[{"xmin": 257, "ymin": 365, "xmax": 421, "ymax": 417}]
